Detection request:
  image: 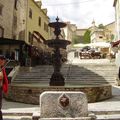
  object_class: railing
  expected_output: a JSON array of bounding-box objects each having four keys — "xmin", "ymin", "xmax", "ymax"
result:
[{"xmin": 6, "ymin": 60, "xmax": 20, "ymax": 83}]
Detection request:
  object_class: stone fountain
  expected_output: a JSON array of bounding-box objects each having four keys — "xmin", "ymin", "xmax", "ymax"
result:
[{"xmin": 45, "ymin": 17, "xmax": 71, "ymax": 86}]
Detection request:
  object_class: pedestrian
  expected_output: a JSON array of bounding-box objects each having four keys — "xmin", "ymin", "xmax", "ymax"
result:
[{"xmin": 0, "ymin": 55, "xmax": 9, "ymax": 120}]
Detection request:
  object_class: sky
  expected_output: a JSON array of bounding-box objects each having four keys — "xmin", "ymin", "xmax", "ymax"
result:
[{"xmin": 36, "ymin": 0, "xmax": 115, "ymax": 29}]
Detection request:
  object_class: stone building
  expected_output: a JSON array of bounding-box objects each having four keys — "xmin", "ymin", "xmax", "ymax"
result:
[
  {"xmin": 105, "ymin": 22, "xmax": 116, "ymax": 41},
  {"xmin": 113, "ymin": 0, "xmax": 120, "ymax": 40},
  {"xmin": 63, "ymin": 22, "xmax": 77, "ymax": 51},
  {"xmin": 0, "ymin": 0, "xmax": 23, "ymax": 61},
  {"xmin": 25, "ymin": 0, "xmax": 51, "ymax": 65},
  {"xmin": 26, "ymin": 0, "xmax": 50, "ymax": 44},
  {"xmin": 90, "ymin": 20, "xmax": 115, "ymax": 43},
  {"xmin": 0, "ymin": 0, "xmax": 14, "ymax": 38},
  {"xmin": 64, "ymin": 22, "xmax": 77, "ymax": 42},
  {"xmin": 0, "ymin": 0, "xmax": 51, "ymax": 66},
  {"xmin": 113, "ymin": 0, "xmax": 120, "ymax": 81}
]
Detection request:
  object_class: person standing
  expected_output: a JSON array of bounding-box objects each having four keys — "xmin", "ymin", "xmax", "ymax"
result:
[{"xmin": 0, "ymin": 55, "xmax": 8, "ymax": 120}]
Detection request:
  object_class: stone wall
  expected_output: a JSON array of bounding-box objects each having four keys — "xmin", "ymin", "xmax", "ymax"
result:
[
  {"xmin": 0, "ymin": 0, "xmax": 14, "ymax": 38},
  {"xmin": 5, "ymin": 84, "xmax": 112, "ymax": 104}
]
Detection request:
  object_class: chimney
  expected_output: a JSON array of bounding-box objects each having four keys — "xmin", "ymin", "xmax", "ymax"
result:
[
  {"xmin": 42, "ymin": 8, "xmax": 47, "ymax": 15},
  {"xmin": 35, "ymin": 1, "xmax": 42, "ymax": 8}
]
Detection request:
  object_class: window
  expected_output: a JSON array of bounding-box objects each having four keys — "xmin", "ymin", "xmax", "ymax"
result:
[
  {"xmin": 13, "ymin": 16, "xmax": 17, "ymax": 29},
  {"xmin": 38, "ymin": 17, "xmax": 41, "ymax": 26},
  {"xmin": 0, "ymin": 26, "xmax": 4, "ymax": 37},
  {"xmin": 29, "ymin": 8, "xmax": 32, "ymax": 19},
  {"xmin": 99, "ymin": 36, "xmax": 103, "ymax": 39},
  {"xmin": 0, "ymin": 4, "xmax": 3, "ymax": 15},
  {"xmin": 28, "ymin": 32, "xmax": 33, "ymax": 44},
  {"xmin": 14, "ymin": 0, "xmax": 18, "ymax": 10},
  {"xmin": 44, "ymin": 22, "xmax": 48, "ymax": 32}
]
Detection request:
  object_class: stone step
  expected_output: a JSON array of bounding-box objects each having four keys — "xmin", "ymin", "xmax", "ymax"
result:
[
  {"xmin": 15, "ymin": 76, "xmax": 116, "ymax": 79},
  {"xmin": 36, "ymin": 69, "xmax": 115, "ymax": 71},
  {"xmin": 14, "ymin": 76, "xmax": 116, "ymax": 80},
  {"xmin": 13, "ymin": 79, "xmax": 116, "ymax": 82},
  {"xmin": 15, "ymin": 71, "xmax": 117, "ymax": 75},
  {"xmin": 17, "ymin": 71, "xmax": 117, "ymax": 74},
  {"xmin": 19, "ymin": 66, "xmax": 117, "ymax": 70},
  {"xmin": 13, "ymin": 76, "xmax": 117, "ymax": 82},
  {"xmin": 96, "ymin": 114, "xmax": 120, "ymax": 120},
  {"xmin": 12, "ymin": 82, "xmax": 116, "ymax": 86},
  {"xmin": 3, "ymin": 115, "xmax": 32, "ymax": 120},
  {"xmin": 17, "ymin": 76, "xmax": 116, "ymax": 79},
  {"xmin": 16, "ymin": 71, "xmax": 117, "ymax": 76},
  {"xmin": 13, "ymin": 77, "xmax": 116, "ymax": 80}
]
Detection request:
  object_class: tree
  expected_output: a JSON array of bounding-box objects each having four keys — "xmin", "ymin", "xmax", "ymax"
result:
[
  {"xmin": 98, "ymin": 24, "xmax": 105, "ymax": 29},
  {"xmin": 83, "ymin": 29, "xmax": 91, "ymax": 44}
]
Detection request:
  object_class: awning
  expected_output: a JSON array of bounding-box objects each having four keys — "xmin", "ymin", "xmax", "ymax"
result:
[
  {"xmin": 73, "ymin": 42, "xmax": 110, "ymax": 48},
  {"xmin": 73, "ymin": 43, "xmax": 90, "ymax": 48},
  {"xmin": 111, "ymin": 40, "xmax": 120, "ymax": 47},
  {"xmin": 90, "ymin": 42, "xmax": 110, "ymax": 48},
  {"xmin": 0, "ymin": 38, "xmax": 25, "ymax": 45},
  {"xmin": 33, "ymin": 31, "xmax": 46, "ymax": 43}
]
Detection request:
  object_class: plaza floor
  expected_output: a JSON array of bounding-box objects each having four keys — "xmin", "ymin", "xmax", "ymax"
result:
[
  {"xmin": 2, "ymin": 58, "xmax": 120, "ymax": 120},
  {"xmin": 2, "ymin": 85, "xmax": 120, "ymax": 120}
]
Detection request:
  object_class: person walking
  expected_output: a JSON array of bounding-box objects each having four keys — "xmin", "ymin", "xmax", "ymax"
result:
[{"xmin": 0, "ymin": 55, "xmax": 8, "ymax": 120}]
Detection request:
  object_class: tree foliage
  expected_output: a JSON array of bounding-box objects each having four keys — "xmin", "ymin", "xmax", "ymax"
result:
[
  {"xmin": 83, "ymin": 29, "xmax": 91, "ymax": 44},
  {"xmin": 98, "ymin": 24, "xmax": 105, "ymax": 29}
]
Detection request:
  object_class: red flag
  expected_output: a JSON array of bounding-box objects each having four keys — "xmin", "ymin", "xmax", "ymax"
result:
[
  {"xmin": 2, "ymin": 68, "xmax": 8, "ymax": 94},
  {"xmin": 111, "ymin": 40, "xmax": 120, "ymax": 47}
]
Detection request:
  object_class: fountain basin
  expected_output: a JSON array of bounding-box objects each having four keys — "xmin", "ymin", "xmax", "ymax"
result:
[
  {"xmin": 49, "ymin": 22, "xmax": 67, "ymax": 28},
  {"xmin": 45, "ymin": 39, "xmax": 71, "ymax": 49},
  {"xmin": 5, "ymin": 84, "xmax": 112, "ymax": 105}
]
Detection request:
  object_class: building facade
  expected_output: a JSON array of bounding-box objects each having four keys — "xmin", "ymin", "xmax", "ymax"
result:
[
  {"xmin": 113, "ymin": 0, "xmax": 120, "ymax": 81},
  {"xmin": 90, "ymin": 20, "xmax": 115, "ymax": 43},
  {"xmin": 63, "ymin": 22, "xmax": 77, "ymax": 50},
  {"xmin": 0, "ymin": 0, "xmax": 51, "ymax": 66},
  {"xmin": 113, "ymin": 0, "xmax": 120, "ymax": 40},
  {"xmin": 105, "ymin": 22, "xmax": 116, "ymax": 40},
  {"xmin": 0, "ymin": 0, "xmax": 15, "ymax": 38},
  {"xmin": 64, "ymin": 22, "xmax": 77, "ymax": 42},
  {"xmin": 0, "ymin": 0, "xmax": 23, "ymax": 60},
  {"xmin": 26, "ymin": 0, "xmax": 50, "ymax": 45}
]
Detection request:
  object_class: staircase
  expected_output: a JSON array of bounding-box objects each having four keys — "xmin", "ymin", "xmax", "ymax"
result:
[{"xmin": 12, "ymin": 62, "xmax": 118, "ymax": 86}]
